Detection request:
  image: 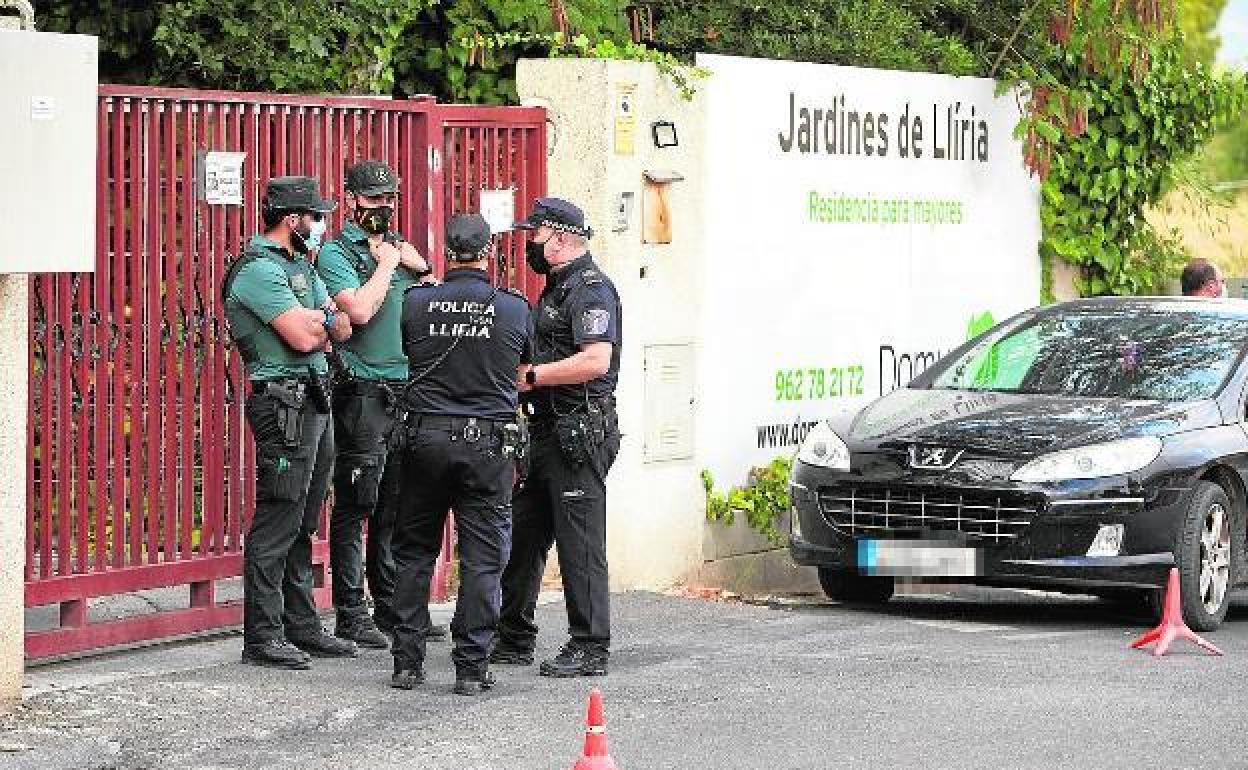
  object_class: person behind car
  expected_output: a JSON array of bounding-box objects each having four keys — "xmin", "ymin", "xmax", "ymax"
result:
[{"xmin": 1181, "ymin": 258, "xmax": 1227, "ymax": 297}]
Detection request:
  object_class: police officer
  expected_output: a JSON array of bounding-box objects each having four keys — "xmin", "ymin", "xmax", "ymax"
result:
[
  {"xmin": 315, "ymin": 160, "xmax": 446, "ymax": 649},
  {"xmin": 391, "ymin": 213, "xmax": 534, "ymax": 695},
  {"xmin": 494, "ymin": 197, "xmax": 622, "ymax": 678},
  {"xmin": 223, "ymin": 176, "xmax": 358, "ymax": 669}
]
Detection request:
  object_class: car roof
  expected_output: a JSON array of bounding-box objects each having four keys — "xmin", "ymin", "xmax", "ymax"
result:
[{"xmin": 1042, "ymin": 296, "xmax": 1248, "ymax": 319}]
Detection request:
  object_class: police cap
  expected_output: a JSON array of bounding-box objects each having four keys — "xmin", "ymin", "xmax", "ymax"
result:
[
  {"xmin": 345, "ymin": 160, "xmax": 399, "ymax": 196},
  {"xmin": 445, "ymin": 213, "xmax": 493, "ymax": 261},
  {"xmin": 514, "ymin": 196, "xmax": 593, "ymax": 238},
  {"xmin": 262, "ymin": 176, "xmax": 336, "ymax": 213}
]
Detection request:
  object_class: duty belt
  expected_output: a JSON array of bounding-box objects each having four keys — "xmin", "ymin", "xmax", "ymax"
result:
[
  {"xmin": 409, "ymin": 414, "xmax": 511, "ymax": 442},
  {"xmin": 340, "ymin": 379, "xmax": 405, "ymax": 396}
]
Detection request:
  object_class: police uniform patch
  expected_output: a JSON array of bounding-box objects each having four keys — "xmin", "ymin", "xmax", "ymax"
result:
[
  {"xmin": 289, "ymin": 272, "xmax": 309, "ymax": 295},
  {"xmin": 582, "ymin": 308, "xmax": 610, "ymax": 336}
]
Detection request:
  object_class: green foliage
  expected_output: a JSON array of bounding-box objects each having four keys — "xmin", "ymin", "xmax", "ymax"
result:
[
  {"xmin": 34, "ymin": 0, "xmax": 159, "ymax": 83},
  {"xmin": 152, "ymin": 0, "xmax": 432, "ymax": 94},
  {"xmin": 1005, "ymin": 17, "xmax": 1247, "ymax": 297},
  {"xmin": 702, "ymin": 456, "xmax": 793, "ymax": 546},
  {"xmin": 400, "ymin": 0, "xmax": 627, "ymax": 104},
  {"xmin": 650, "ymin": 0, "xmax": 1059, "ymax": 79},
  {"xmin": 1176, "ymin": 0, "xmax": 1229, "ymax": 67}
]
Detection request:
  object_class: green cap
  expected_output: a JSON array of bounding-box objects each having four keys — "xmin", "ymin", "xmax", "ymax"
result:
[
  {"xmin": 345, "ymin": 160, "xmax": 399, "ymax": 196},
  {"xmin": 262, "ymin": 176, "xmax": 336, "ymax": 213}
]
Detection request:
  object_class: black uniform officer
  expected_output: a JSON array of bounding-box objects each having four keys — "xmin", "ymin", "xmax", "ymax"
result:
[
  {"xmin": 222, "ymin": 176, "xmax": 358, "ymax": 669},
  {"xmin": 391, "ymin": 213, "xmax": 534, "ymax": 695},
  {"xmin": 494, "ymin": 197, "xmax": 623, "ymax": 678}
]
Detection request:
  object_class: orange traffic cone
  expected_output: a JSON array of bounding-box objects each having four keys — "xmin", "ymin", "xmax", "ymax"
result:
[
  {"xmin": 1130, "ymin": 567, "xmax": 1223, "ymax": 657},
  {"xmin": 572, "ymin": 688, "xmax": 618, "ymax": 770}
]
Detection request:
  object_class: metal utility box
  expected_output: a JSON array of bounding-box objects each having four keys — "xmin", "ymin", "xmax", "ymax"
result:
[{"xmin": 0, "ymin": 29, "xmax": 98, "ymax": 273}]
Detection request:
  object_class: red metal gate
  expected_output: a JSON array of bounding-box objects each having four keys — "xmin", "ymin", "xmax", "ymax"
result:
[{"xmin": 25, "ymin": 86, "xmax": 546, "ymax": 659}]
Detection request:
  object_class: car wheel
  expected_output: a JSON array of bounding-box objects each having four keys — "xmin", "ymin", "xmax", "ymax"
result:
[
  {"xmin": 1174, "ymin": 481, "xmax": 1235, "ymax": 632},
  {"xmin": 817, "ymin": 568, "xmax": 895, "ymax": 604}
]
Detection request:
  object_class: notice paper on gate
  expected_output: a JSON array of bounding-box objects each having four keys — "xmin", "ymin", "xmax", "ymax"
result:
[{"xmin": 858, "ymin": 539, "xmax": 982, "ymax": 577}]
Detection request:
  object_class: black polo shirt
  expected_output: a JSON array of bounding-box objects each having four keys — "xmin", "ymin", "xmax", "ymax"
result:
[
  {"xmin": 526, "ymin": 254, "xmax": 622, "ymax": 416},
  {"xmin": 400, "ymin": 268, "xmax": 533, "ymax": 420}
]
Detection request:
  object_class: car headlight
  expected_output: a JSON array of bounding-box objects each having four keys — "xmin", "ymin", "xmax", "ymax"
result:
[
  {"xmin": 796, "ymin": 421, "xmax": 851, "ymax": 471},
  {"xmin": 1010, "ymin": 436, "xmax": 1162, "ymax": 483}
]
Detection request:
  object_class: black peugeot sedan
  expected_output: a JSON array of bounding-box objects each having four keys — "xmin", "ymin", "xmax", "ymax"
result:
[{"xmin": 789, "ymin": 297, "xmax": 1248, "ymax": 631}]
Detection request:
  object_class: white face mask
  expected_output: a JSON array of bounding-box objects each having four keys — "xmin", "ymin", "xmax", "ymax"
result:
[{"xmin": 306, "ymin": 218, "xmax": 328, "ymax": 251}]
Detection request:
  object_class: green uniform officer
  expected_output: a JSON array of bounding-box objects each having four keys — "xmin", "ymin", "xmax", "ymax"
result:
[
  {"xmin": 223, "ymin": 175, "xmax": 358, "ymax": 670},
  {"xmin": 316, "ymin": 159, "xmax": 444, "ymax": 648}
]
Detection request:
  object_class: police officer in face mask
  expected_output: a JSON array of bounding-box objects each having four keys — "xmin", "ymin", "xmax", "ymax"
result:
[
  {"xmin": 315, "ymin": 160, "xmax": 443, "ymax": 650},
  {"xmin": 391, "ymin": 213, "xmax": 534, "ymax": 695},
  {"xmin": 222, "ymin": 176, "xmax": 358, "ymax": 669},
  {"xmin": 493, "ymin": 197, "xmax": 623, "ymax": 678}
]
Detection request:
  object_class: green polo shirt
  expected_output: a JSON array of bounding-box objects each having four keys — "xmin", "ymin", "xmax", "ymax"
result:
[
  {"xmin": 224, "ymin": 234, "xmax": 330, "ymax": 381},
  {"xmin": 316, "ymin": 222, "xmax": 419, "ymax": 381}
]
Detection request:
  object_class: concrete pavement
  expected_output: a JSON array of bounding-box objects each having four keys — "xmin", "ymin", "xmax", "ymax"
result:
[{"xmin": 3, "ymin": 586, "xmax": 1247, "ymax": 769}]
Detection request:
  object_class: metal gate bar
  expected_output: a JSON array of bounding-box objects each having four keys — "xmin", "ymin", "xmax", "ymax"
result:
[{"xmin": 26, "ymin": 87, "xmax": 546, "ymax": 659}]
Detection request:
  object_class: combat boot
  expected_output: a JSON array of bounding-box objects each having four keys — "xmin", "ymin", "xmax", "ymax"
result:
[
  {"xmin": 241, "ymin": 639, "xmax": 312, "ymax": 670},
  {"xmin": 289, "ymin": 628, "xmax": 359, "ymax": 658},
  {"xmin": 390, "ymin": 661, "xmax": 426, "ymax": 690},
  {"xmin": 453, "ymin": 665, "xmax": 497, "ymax": 696},
  {"xmin": 538, "ymin": 643, "xmax": 608, "ymax": 678}
]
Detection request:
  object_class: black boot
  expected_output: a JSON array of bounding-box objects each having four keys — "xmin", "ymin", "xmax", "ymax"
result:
[
  {"xmin": 335, "ymin": 616, "xmax": 389, "ymax": 649},
  {"xmin": 538, "ymin": 643, "xmax": 608, "ymax": 678},
  {"xmin": 391, "ymin": 661, "xmax": 426, "ymax": 690},
  {"xmin": 489, "ymin": 643, "xmax": 534, "ymax": 666},
  {"xmin": 241, "ymin": 640, "xmax": 312, "ymax": 670},
  {"xmin": 289, "ymin": 628, "xmax": 359, "ymax": 658},
  {"xmin": 453, "ymin": 665, "xmax": 497, "ymax": 696}
]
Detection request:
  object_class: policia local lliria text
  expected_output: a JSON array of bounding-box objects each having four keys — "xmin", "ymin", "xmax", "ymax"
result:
[{"xmin": 222, "ymin": 166, "xmax": 622, "ymax": 695}]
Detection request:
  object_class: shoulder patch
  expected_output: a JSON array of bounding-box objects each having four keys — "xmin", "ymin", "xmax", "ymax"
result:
[
  {"xmin": 581, "ymin": 269, "xmax": 603, "ymax": 285},
  {"xmin": 581, "ymin": 308, "xmax": 610, "ymax": 336}
]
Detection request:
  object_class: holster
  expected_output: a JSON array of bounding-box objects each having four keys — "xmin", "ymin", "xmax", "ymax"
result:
[
  {"xmin": 258, "ymin": 381, "xmax": 308, "ymax": 448},
  {"xmin": 554, "ymin": 404, "xmax": 606, "ymax": 467},
  {"xmin": 501, "ymin": 416, "xmax": 531, "ymax": 480}
]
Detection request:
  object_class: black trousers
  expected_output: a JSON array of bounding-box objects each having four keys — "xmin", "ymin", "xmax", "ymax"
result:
[
  {"xmin": 499, "ymin": 423, "xmax": 621, "ymax": 654},
  {"xmin": 392, "ymin": 423, "xmax": 513, "ymax": 673},
  {"xmin": 242, "ymin": 390, "xmax": 333, "ymax": 645},
  {"xmin": 329, "ymin": 382, "xmax": 400, "ymax": 630}
]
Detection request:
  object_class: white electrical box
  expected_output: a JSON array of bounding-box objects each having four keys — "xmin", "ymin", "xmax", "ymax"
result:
[
  {"xmin": 643, "ymin": 343, "xmax": 696, "ymax": 462},
  {"xmin": 0, "ymin": 29, "xmax": 98, "ymax": 273}
]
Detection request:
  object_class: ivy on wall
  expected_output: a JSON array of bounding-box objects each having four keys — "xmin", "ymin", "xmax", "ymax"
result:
[{"xmin": 1000, "ymin": 1, "xmax": 1247, "ymax": 297}]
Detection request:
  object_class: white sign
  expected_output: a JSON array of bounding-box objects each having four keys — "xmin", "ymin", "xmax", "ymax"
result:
[
  {"xmin": 203, "ymin": 151, "xmax": 247, "ymax": 205},
  {"xmin": 30, "ymin": 96, "xmax": 54, "ymax": 121},
  {"xmin": 694, "ymin": 54, "xmax": 1041, "ymax": 485},
  {"xmin": 479, "ymin": 188, "xmax": 516, "ymax": 233}
]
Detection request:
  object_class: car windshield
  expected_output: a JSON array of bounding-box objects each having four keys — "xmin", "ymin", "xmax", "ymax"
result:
[{"xmin": 930, "ymin": 308, "xmax": 1248, "ymax": 401}]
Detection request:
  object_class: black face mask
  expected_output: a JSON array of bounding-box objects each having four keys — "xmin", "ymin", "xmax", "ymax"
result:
[
  {"xmin": 355, "ymin": 204, "xmax": 393, "ymax": 236},
  {"xmin": 525, "ymin": 238, "xmax": 552, "ymax": 275}
]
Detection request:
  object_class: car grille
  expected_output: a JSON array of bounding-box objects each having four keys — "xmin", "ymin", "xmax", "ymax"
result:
[{"xmin": 817, "ymin": 482, "xmax": 1039, "ymax": 543}]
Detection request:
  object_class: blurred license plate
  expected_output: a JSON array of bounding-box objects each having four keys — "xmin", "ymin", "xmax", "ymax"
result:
[{"xmin": 858, "ymin": 540, "xmax": 981, "ymax": 577}]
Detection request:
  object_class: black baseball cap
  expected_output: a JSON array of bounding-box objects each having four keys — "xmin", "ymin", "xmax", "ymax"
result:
[
  {"xmin": 445, "ymin": 213, "xmax": 493, "ymax": 260},
  {"xmin": 514, "ymin": 196, "xmax": 593, "ymax": 238},
  {"xmin": 262, "ymin": 176, "xmax": 336, "ymax": 213},
  {"xmin": 345, "ymin": 160, "xmax": 399, "ymax": 196}
]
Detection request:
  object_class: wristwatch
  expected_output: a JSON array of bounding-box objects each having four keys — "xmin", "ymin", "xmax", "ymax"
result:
[
  {"xmin": 525, "ymin": 367, "xmax": 538, "ymax": 387},
  {"xmin": 321, "ymin": 308, "xmax": 337, "ymax": 331}
]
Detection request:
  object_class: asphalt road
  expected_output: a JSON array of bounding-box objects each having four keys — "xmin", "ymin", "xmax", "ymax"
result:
[{"xmin": 4, "ymin": 586, "xmax": 1248, "ymax": 770}]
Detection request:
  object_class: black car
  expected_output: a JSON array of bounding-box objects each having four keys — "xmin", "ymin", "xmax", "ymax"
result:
[{"xmin": 789, "ymin": 297, "xmax": 1248, "ymax": 631}]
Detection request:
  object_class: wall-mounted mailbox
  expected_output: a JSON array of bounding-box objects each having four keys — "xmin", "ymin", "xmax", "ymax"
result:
[{"xmin": 642, "ymin": 169, "xmax": 684, "ymax": 244}]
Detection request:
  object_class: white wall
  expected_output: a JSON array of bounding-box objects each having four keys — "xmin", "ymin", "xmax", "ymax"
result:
[
  {"xmin": 517, "ymin": 59, "xmax": 708, "ymax": 590},
  {"xmin": 516, "ymin": 55, "xmax": 1042, "ymax": 592}
]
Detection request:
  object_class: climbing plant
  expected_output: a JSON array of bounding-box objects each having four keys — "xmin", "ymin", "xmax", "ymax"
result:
[
  {"xmin": 998, "ymin": 0, "xmax": 1248, "ymax": 297},
  {"xmin": 702, "ymin": 456, "xmax": 793, "ymax": 546}
]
